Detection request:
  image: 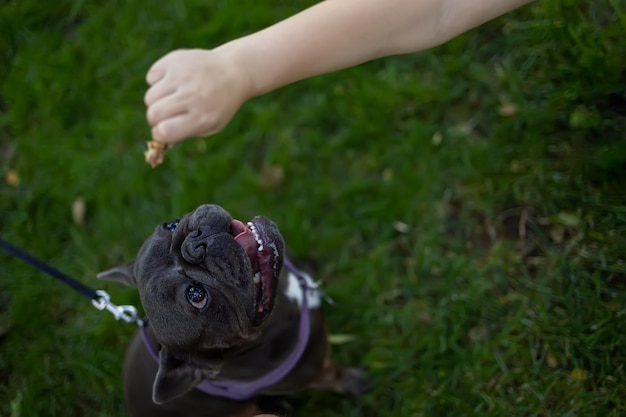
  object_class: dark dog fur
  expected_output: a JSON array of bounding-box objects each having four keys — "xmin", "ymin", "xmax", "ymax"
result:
[{"xmin": 98, "ymin": 204, "xmax": 366, "ymax": 416}]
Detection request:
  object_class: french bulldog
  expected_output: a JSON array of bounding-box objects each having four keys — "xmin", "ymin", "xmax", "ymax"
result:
[{"xmin": 98, "ymin": 204, "xmax": 366, "ymax": 417}]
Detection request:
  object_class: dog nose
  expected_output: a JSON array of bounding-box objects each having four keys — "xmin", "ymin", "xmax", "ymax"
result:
[{"xmin": 182, "ymin": 226, "xmax": 216, "ymax": 264}]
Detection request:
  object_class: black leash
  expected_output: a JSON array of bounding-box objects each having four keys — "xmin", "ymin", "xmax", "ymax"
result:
[
  {"xmin": 0, "ymin": 237, "xmax": 142, "ymax": 325},
  {"xmin": 0, "ymin": 238, "xmax": 98, "ymax": 299}
]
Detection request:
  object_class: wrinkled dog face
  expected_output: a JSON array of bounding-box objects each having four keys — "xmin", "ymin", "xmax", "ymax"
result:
[{"xmin": 99, "ymin": 204, "xmax": 285, "ymax": 351}]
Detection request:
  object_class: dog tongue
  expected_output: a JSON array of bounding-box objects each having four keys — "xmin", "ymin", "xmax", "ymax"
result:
[{"xmin": 231, "ymin": 220, "xmax": 258, "ymax": 260}]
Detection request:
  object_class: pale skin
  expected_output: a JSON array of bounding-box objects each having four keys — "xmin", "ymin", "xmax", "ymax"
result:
[{"xmin": 145, "ymin": 0, "xmax": 534, "ymax": 145}]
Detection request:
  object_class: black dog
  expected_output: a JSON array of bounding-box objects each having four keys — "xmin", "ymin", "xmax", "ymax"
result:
[{"xmin": 99, "ymin": 204, "xmax": 366, "ymax": 416}]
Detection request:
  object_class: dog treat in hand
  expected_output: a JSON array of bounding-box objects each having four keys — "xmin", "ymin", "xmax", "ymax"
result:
[{"xmin": 144, "ymin": 141, "xmax": 168, "ymax": 168}]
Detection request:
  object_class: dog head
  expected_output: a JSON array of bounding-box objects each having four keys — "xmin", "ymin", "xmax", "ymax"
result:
[{"xmin": 98, "ymin": 204, "xmax": 284, "ymax": 402}]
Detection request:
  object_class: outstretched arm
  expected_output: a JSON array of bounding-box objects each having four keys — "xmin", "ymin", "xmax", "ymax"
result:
[
  {"xmin": 216, "ymin": 0, "xmax": 532, "ymax": 95},
  {"xmin": 145, "ymin": 0, "xmax": 534, "ymax": 144}
]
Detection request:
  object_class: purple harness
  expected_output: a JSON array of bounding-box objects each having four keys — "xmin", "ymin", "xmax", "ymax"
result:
[{"xmin": 141, "ymin": 258, "xmax": 312, "ymax": 401}]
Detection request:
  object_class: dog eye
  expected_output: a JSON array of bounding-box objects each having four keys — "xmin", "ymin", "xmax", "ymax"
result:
[
  {"xmin": 166, "ymin": 221, "xmax": 179, "ymax": 232},
  {"xmin": 186, "ymin": 284, "xmax": 209, "ymax": 310}
]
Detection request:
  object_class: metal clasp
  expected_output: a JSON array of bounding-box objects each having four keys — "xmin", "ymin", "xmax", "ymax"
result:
[{"xmin": 91, "ymin": 290, "xmax": 143, "ymax": 326}]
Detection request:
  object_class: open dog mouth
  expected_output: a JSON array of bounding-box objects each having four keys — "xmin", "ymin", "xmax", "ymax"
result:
[{"xmin": 230, "ymin": 217, "xmax": 282, "ymax": 326}]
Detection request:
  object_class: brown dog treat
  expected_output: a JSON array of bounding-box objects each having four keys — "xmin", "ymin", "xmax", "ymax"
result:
[{"xmin": 144, "ymin": 141, "xmax": 168, "ymax": 168}]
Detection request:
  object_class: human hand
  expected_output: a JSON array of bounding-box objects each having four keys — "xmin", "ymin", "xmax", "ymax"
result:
[{"xmin": 144, "ymin": 48, "xmax": 253, "ymax": 144}]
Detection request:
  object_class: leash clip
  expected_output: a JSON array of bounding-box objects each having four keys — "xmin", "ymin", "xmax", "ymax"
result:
[{"xmin": 91, "ymin": 290, "xmax": 143, "ymax": 326}]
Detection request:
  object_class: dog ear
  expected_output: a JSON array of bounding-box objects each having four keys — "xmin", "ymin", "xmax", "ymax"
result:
[
  {"xmin": 96, "ymin": 262, "xmax": 137, "ymax": 287},
  {"xmin": 152, "ymin": 347, "xmax": 206, "ymax": 404}
]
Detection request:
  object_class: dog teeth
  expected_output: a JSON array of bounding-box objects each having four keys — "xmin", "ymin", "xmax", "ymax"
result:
[
  {"xmin": 253, "ymin": 272, "xmax": 261, "ymax": 284},
  {"xmin": 269, "ymin": 242, "xmax": 279, "ymax": 274},
  {"xmin": 247, "ymin": 221, "xmax": 264, "ymax": 252}
]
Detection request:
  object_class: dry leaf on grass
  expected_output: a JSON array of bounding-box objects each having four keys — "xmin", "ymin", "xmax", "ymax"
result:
[
  {"xmin": 259, "ymin": 165, "xmax": 284, "ymax": 189},
  {"xmin": 72, "ymin": 197, "xmax": 86, "ymax": 226},
  {"xmin": 5, "ymin": 169, "xmax": 19, "ymax": 187}
]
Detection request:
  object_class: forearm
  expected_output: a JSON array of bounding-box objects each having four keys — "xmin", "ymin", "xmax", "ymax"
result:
[{"xmin": 215, "ymin": 0, "xmax": 534, "ymax": 97}]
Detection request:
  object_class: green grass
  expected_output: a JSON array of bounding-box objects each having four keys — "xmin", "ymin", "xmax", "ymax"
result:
[{"xmin": 1, "ymin": 0, "xmax": 625, "ymax": 416}]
